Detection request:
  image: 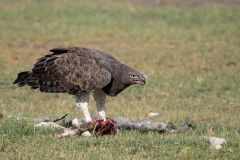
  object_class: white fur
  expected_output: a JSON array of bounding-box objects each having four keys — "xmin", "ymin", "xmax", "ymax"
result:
[
  {"xmin": 76, "ymin": 93, "xmax": 92, "ymax": 122},
  {"xmin": 93, "ymin": 90, "xmax": 107, "ymax": 121},
  {"xmin": 76, "ymin": 90, "xmax": 107, "ymax": 122}
]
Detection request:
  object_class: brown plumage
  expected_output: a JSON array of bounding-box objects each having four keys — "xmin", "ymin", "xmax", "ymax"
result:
[
  {"xmin": 14, "ymin": 47, "xmax": 145, "ymax": 96},
  {"xmin": 14, "ymin": 47, "xmax": 145, "ymax": 122}
]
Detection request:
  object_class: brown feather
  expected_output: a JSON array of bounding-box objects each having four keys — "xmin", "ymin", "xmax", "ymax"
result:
[{"xmin": 13, "ymin": 47, "xmax": 145, "ymax": 96}]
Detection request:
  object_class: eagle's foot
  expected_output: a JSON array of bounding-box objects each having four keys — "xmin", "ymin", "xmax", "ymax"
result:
[{"xmin": 98, "ymin": 110, "xmax": 106, "ymax": 122}]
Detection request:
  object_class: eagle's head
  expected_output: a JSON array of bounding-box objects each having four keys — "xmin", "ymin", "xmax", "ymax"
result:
[{"xmin": 126, "ymin": 71, "xmax": 146, "ymax": 85}]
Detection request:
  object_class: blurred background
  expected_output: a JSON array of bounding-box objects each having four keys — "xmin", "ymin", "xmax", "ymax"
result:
[
  {"xmin": 1, "ymin": 0, "xmax": 240, "ymax": 116},
  {"xmin": 0, "ymin": 0, "xmax": 240, "ymax": 159},
  {"xmin": 1, "ymin": 0, "xmax": 239, "ymax": 74}
]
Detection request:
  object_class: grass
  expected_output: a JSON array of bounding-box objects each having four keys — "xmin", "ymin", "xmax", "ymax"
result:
[{"xmin": 0, "ymin": 0, "xmax": 240, "ymax": 159}]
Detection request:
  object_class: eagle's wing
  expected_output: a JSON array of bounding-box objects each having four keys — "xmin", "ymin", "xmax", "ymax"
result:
[{"xmin": 33, "ymin": 48, "xmax": 111, "ymax": 94}]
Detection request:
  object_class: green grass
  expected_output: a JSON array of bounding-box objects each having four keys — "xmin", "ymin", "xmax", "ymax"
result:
[{"xmin": 0, "ymin": 0, "xmax": 240, "ymax": 159}]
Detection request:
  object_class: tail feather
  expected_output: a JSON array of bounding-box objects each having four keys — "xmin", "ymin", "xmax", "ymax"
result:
[
  {"xmin": 13, "ymin": 71, "xmax": 39, "ymax": 89},
  {"xmin": 13, "ymin": 71, "xmax": 30, "ymax": 84},
  {"xmin": 13, "ymin": 71, "xmax": 67, "ymax": 93}
]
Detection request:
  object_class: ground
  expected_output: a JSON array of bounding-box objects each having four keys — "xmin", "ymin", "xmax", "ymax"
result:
[{"xmin": 0, "ymin": 0, "xmax": 240, "ymax": 159}]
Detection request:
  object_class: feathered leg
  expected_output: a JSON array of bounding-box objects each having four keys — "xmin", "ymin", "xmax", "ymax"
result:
[
  {"xmin": 76, "ymin": 93, "xmax": 92, "ymax": 122},
  {"xmin": 93, "ymin": 90, "xmax": 107, "ymax": 121}
]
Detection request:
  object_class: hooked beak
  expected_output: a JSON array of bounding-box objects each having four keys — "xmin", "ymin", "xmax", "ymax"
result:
[{"xmin": 134, "ymin": 77, "xmax": 145, "ymax": 85}]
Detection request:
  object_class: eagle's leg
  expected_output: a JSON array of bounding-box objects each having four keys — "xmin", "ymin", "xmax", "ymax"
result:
[
  {"xmin": 93, "ymin": 90, "xmax": 107, "ymax": 121},
  {"xmin": 76, "ymin": 93, "xmax": 92, "ymax": 122}
]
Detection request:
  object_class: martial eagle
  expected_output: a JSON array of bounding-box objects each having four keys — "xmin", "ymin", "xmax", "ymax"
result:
[{"xmin": 14, "ymin": 47, "xmax": 145, "ymax": 122}]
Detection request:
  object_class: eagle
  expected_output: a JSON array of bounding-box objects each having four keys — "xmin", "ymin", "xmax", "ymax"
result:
[{"xmin": 13, "ymin": 47, "xmax": 145, "ymax": 122}]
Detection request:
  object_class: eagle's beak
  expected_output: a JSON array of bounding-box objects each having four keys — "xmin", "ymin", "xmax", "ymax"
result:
[
  {"xmin": 140, "ymin": 77, "xmax": 145, "ymax": 85},
  {"xmin": 135, "ymin": 77, "xmax": 145, "ymax": 85},
  {"xmin": 139, "ymin": 72, "xmax": 147, "ymax": 85}
]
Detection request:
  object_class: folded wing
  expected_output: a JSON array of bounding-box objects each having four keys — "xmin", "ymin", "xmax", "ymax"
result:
[{"xmin": 33, "ymin": 48, "xmax": 111, "ymax": 95}]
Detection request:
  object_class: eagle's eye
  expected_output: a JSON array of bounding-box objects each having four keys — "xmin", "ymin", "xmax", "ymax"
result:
[{"xmin": 129, "ymin": 75, "xmax": 134, "ymax": 78}]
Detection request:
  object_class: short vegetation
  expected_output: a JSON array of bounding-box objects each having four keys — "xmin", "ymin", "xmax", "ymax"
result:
[{"xmin": 0, "ymin": 0, "xmax": 239, "ymax": 159}]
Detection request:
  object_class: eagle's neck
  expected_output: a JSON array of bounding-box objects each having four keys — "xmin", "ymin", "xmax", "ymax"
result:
[
  {"xmin": 102, "ymin": 63, "xmax": 132, "ymax": 96},
  {"xmin": 102, "ymin": 78, "xmax": 131, "ymax": 97}
]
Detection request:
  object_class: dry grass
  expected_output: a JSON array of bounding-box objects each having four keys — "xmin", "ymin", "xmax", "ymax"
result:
[{"xmin": 0, "ymin": 0, "xmax": 240, "ymax": 159}]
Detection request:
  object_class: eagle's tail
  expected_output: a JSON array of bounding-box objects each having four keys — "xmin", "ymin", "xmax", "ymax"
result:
[{"xmin": 13, "ymin": 71, "xmax": 39, "ymax": 89}]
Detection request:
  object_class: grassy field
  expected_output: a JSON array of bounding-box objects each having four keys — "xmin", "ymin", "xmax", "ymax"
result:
[{"xmin": 0, "ymin": 0, "xmax": 240, "ymax": 159}]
